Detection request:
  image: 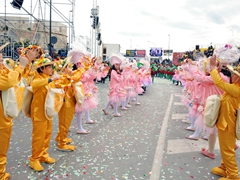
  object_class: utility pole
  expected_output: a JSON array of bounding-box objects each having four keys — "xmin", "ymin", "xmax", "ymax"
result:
[
  {"xmin": 91, "ymin": 0, "xmax": 99, "ymax": 57},
  {"xmin": 49, "ymin": 0, "xmax": 52, "ymax": 57}
]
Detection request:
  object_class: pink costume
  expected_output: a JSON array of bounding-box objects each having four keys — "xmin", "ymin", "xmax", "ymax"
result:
[
  {"xmin": 140, "ymin": 68, "xmax": 152, "ymax": 87},
  {"xmin": 96, "ymin": 65, "xmax": 108, "ymax": 81},
  {"xmin": 122, "ymin": 68, "xmax": 137, "ymax": 98},
  {"xmin": 180, "ymin": 63, "xmax": 194, "ymax": 108},
  {"xmin": 134, "ymin": 70, "xmax": 144, "ymax": 95},
  {"xmin": 108, "ymin": 70, "xmax": 126, "ymax": 103},
  {"xmin": 193, "ymin": 71, "xmax": 230, "ymax": 134},
  {"xmin": 75, "ymin": 68, "xmax": 98, "ymax": 113}
]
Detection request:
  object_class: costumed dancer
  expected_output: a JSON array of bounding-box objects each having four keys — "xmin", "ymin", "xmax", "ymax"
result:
[
  {"xmin": 29, "ymin": 58, "xmax": 60, "ymax": 171},
  {"xmin": 102, "ymin": 54, "xmax": 125, "ymax": 117},
  {"xmin": 74, "ymin": 56, "xmax": 99, "ymax": 134},
  {"xmin": 185, "ymin": 58, "xmax": 230, "ymax": 159},
  {"xmin": 209, "ymin": 55, "xmax": 240, "ymax": 179},
  {"xmin": 119, "ymin": 58, "xmax": 131, "ymax": 110},
  {"xmin": 66, "ymin": 47, "xmax": 94, "ymax": 134},
  {"xmin": 133, "ymin": 61, "xmax": 144, "ymax": 105},
  {"xmin": 0, "ymin": 43, "xmax": 42, "ymax": 179},
  {"xmin": 121, "ymin": 59, "xmax": 137, "ymax": 109},
  {"xmin": 140, "ymin": 59, "xmax": 152, "ymax": 93},
  {"xmin": 83, "ymin": 59, "xmax": 109, "ymax": 123},
  {"xmin": 180, "ymin": 59, "xmax": 197, "ymax": 131},
  {"xmin": 55, "ymin": 51, "xmax": 89, "ymax": 151}
]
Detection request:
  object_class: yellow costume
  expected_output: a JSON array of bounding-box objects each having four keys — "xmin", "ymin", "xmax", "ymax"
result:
[
  {"xmin": 30, "ymin": 73, "xmax": 56, "ymax": 171},
  {"xmin": 0, "ymin": 66, "xmax": 23, "ymax": 180},
  {"xmin": 210, "ymin": 69, "xmax": 240, "ymax": 179},
  {"xmin": 55, "ymin": 67, "xmax": 86, "ymax": 151}
]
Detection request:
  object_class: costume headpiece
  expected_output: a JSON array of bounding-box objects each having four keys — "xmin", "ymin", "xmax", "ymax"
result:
[{"xmin": 109, "ymin": 54, "xmax": 123, "ymax": 65}]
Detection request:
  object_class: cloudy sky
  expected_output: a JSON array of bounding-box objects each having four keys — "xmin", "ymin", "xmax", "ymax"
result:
[{"xmin": 1, "ymin": 0, "xmax": 240, "ymax": 53}]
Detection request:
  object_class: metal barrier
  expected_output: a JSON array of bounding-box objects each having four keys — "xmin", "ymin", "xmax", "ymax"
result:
[{"xmin": 0, "ymin": 34, "xmax": 22, "ymax": 60}]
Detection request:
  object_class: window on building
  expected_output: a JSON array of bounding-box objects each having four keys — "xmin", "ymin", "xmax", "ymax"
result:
[{"xmin": 103, "ymin": 48, "xmax": 106, "ymax": 54}]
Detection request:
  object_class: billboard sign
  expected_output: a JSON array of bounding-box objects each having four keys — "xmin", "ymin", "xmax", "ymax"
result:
[
  {"xmin": 135, "ymin": 50, "xmax": 146, "ymax": 57},
  {"xmin": 150, "ymin": 47, "xmax": 162, "ymax": 57},
  {"xmin": 126, "ymin": 49, "xmax": 146, "ymax": 57},
  {"xmin": 126, "ymin": 50, "xmax": 136, "ymax": 57}
]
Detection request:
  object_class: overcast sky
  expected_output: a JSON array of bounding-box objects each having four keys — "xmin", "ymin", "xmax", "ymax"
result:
[{"xmin": 2, "ymin": 0, "xmax": 240, "ymax": 53}]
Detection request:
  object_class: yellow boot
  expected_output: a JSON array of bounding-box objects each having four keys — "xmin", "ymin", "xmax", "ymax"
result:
[
  {"xmin": 40, "ymin": 156, "xmax": 55, "ymax": 164},
  {"xmin": 57, "ymin": 144, "xmax": 75, "ymax": 152},
  {"xmin": 29, "ymin": 160, "xmax": 43, "ymax": 172},
  {"xmin": 55, "ymin": 136, "xmax": 72, "ymax": 144},
  {"xmin": 0, "ymin": 173, "xmax": 10, "ymax": 180},
  {"xmin": 218, "ymin": 178, "xmax": 240, "ymax": 180},
  {"xmin": 212, "ymin": 166, "xmax": 227, "ymax": 177}
]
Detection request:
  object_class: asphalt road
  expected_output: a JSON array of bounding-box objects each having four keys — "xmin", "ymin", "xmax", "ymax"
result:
[{"xmin": 6, "ymin": 77, "xmax": 240, "ymax": 180}]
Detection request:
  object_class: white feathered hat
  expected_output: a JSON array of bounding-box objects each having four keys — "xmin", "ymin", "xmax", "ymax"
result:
[
  {"xmin": 67, "ymin": 41, "xmax": 90, "ymax": 64},
  {"xmin": 140, "ymin": 59, "xmax": 150, "ymax": 69},
  {"xmin": 109, "ymin": 53, "xmax": 123, "ymax": 65}
]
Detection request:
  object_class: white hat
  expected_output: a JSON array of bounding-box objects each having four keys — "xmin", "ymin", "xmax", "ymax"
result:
[
  {"xmin": 68, "ymin": 50, "xmax": 87, "ymax": 64},
  {"xmin": 109, "ymin": 54, "xmax": 123, "ymax": 65}
]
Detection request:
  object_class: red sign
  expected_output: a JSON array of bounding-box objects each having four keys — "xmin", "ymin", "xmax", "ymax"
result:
[{"xmin": 135, "ymin": 50, "xmax": 146, "ymax": 57}]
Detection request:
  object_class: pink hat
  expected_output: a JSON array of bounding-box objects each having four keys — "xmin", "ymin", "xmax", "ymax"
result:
[
  {"xmin": 109, "ymin": 54, "xmax": 123, "ymax": 65},
  {"xmin": 94, "ymin": 59, "xmax": 102, "ymax": 69},
  {"xmin": 68, "ymin": 50, "xmax": 87, "ymax": 64}
]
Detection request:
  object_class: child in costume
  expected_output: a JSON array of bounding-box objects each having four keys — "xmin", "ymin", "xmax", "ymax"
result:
[
  {"xmin": 75, "ymin": 56, "xmax": 99, "ymax": 134},
  {"xmin": 121, "ymin": 59, "xmax": 137, "ymax": 109},
  {"xmin": 102, "ymin": 54, "xmax": 125, "ymax": 117},
  {"xmin": 55, "ymin": 52, "xmax": 89, "ymax": 151},
  {"xmin": 209, "ymin": 55, "xmax": 240, "ymax": 179},
  {"xmin": 0, "ymin": 44, "xmax": 42, "ymax": 179},
  {"xmin": 29, "ymin": 58, "xmax": 60, "ymax": 172},
  {"xmin": 133, "ymin": 61, "xmax": 144, "ymax": 105}
]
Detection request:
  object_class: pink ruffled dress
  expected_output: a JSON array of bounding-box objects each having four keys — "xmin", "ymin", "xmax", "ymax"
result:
[
  {"xmin": 123, "ymin": 69, "xmax": 137, "ymax": 98},
  {"xmin": 193, "ymin": 71, "xmax": 230, "ymax": 134},
  {"xmin": 134, "ymin": 70, "xmax": 144, "ymax": 94},
  {"xmin": 108, "ymin": 70, "xmax": 126, "ymax": 103},
  {"xmin": 141, "ymin": 69, "xmax": 152, "ymax": 86},
  {"xmin": 75, "ymin": 69, "xmax": 98, "ymax": 113},
  {"xmin": 96, "ymin": 65, "xmax": 109, "ymax": 81}
]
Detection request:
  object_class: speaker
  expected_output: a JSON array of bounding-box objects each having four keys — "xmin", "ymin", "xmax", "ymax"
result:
[
  {"xmin": 195, "ymin": 45, "xmax": 199, "ymax": 50},
  {"xmin": 97, "ymin": 33, "xmax": 101, "ymax": 41},
  {"xmin": 10, "ymin": 0, "xmax": 24, "ymax": 10}
]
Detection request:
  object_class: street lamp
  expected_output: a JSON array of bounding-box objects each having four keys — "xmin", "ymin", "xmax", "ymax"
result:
[
  {"xmin": 168, "ymin": 34, "xmax": 170, "ymax": 60},
  {"xmin": 136, "ymin": 45, "xmax": 144, "ymax": 49},
  {"xmin": 148, "ymin": 41, "xmax": 156, "ymax": 47}
]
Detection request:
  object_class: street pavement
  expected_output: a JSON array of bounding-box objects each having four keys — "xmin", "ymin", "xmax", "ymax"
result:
[{"xmin": 6, "ymin": 77, "xmax": 240, "ymax": 180}]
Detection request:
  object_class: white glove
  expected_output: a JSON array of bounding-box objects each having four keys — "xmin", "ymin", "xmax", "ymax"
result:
[
  {"xmin": 51, "ymin": 74, "xmax": 60, "ymax": 81},
  {"xmin": 19, "ymin": 56, "xmax": 29, "ymax": 69}
]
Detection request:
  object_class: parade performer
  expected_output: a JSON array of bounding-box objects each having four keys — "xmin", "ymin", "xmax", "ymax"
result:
[
  {"xmin": 55, "ymin": 53, "xmax": 89, "ymax": 150},
  {"xmin": 0, "ymin": 43, "xmax": 42, "ymax": 179},
  {"xmin": 121, "ymin": 59, "xmax": 137, "ymax": 109},
  {"xmin": 133, "ymin": 61, "xmax": 144, "ymax": 105},
  {"xmin": 209, "ymin": 55, "xmax": 240, "ymax": 179},
  {"xmin": 102, "ymin": 54, "xmax": 125, "ymax": 117},
  {"xmin": 29, "ymin": 58, "xmax": 60, "ymax": 171},
  {"xmin": 83, "ymin": 59, "xmax": 108, "ymax": 123},
  {"xmin": 75, "ymin": 57, "xmax": 99, "ymax": 134},
  {"xmin": 119, "ymin": 59, "xmax": 130, "ymax": 110},
  {"xmin": 185, "ymin": 59, "xmax": 229, "ymax": 160}
]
